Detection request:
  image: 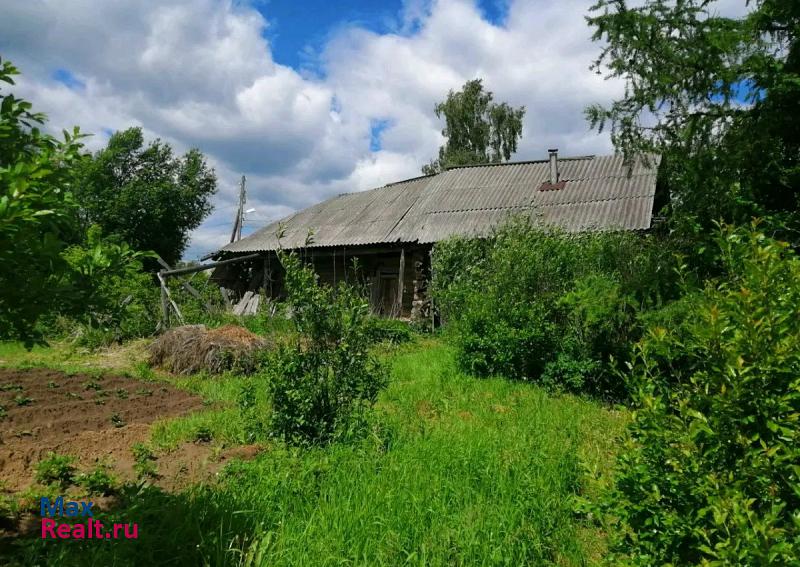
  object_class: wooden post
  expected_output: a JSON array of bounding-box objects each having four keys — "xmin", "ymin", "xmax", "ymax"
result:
[
  {"xmin": 157, "ymin": 272, "xmax": 185, "ymax": 325},
  {"xmin": 429, "ymin": 248, "xmax": 435, "ymax": 331},
  {"xmin": 156, "ymin": 255, "xmax": 213, "ymax": 313},
  {"xmin": 220, "ymin": 287, "xmax": 232, "ymax": 310},
  {"xmin": 395, "ymin": 248, "xmax": 405, "ymax": 317},
  {"xmin": 160, "ymin": 271, "xmax": 169, "ymax": 329},
  {"xmin": 267, "ymin": 253, "xmax": 273, "ymax": 297},
  {"xmin": 263, "ymin": 255, "xmax": 268, "ymax": 295}
]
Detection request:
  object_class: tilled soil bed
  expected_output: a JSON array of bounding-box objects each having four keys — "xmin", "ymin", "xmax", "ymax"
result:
[{"xmin": 0, "ymin": 367, "xmax": 205, "ymax": 492}]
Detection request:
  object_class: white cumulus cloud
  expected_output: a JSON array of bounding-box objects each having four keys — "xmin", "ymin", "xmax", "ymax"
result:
[{"xmin": 0, "ymin": 0, "xmax": 668, "ymax": 259}]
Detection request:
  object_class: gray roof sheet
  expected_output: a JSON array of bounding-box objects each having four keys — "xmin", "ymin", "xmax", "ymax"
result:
[{"xmin": 220, "ymin": 154, "xmax": 659, "ymax": 253}]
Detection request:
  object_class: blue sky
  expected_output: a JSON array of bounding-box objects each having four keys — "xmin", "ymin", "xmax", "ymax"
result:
[
  {"xmin": 1, "ymin": 0, "xmax": 634, "ymax": 259},
  {"xmin": 260, "ymin": 0, "xmax": 508, "ymax": 70},
  {"xmin": 259, "ymin": 0, "xmax": 407, "ymax": 69}
]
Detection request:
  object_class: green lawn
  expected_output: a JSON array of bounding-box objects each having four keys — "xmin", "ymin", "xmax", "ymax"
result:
[{"xmin": 1, "ymin": 339, "xmax": 624, "ymax": 566}]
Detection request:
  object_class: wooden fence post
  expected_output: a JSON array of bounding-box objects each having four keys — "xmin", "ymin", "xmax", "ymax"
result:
[
  {"xmin": 159, "ymin": 270, "xmax": 169, "ymax": 328},
  {"xmin": 395, "ymin": 248, "xmax": 405, "ymax": 317}
]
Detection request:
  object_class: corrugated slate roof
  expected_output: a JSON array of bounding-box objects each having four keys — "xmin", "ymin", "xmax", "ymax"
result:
[{"xmin": 220, "ymin": 154, "xmax": 659, "ymax": 253}]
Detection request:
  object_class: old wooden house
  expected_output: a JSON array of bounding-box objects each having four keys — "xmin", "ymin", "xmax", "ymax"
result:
[{"xmin": 209, "ymin": 150, "xmax": 660, "ymax": 319}]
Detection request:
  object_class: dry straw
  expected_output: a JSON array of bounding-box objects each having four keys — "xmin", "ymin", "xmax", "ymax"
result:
[{"xmin": 148, "ymin": 324, "xmax": 270, "ymax": 375}]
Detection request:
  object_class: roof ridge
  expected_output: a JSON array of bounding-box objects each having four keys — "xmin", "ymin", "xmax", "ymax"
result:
[
  {"xmin": 383, "ymin": 173, "xmax": 436, "ymax": 187},
  {"xmin": 445, "ymin": 155, "xmax": 597, "ymax": 170}
]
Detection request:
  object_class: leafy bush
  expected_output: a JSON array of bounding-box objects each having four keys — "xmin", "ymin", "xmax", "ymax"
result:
[
  {"xmin": 35, "ymin": 453, "xmax": 77, "ymax": 488},
  {"xmin": 237, "ymin": 381, "xmax": 265, "ymax": 444},
  {"xmin": 363, "ymin": 316, "xmax": 414, "ymax": 345},
  {"xmin": 60, "ymin": 225, "xmax": 158, "ymax": 345},
  {"xmin": 266, "ymin": 251, "xmax": 388, "ymax": 446},
  {"xmin": 433, "ymin": 219, "xmax": 675, "ymax": 396},
  {"xmin": 0, "ymin": 57, "xmax": 86, "ymax": 345},
  {"xmin": 132, "ymin": 443, "xmax": 158, "ymax": 480},
  {"xmin": 602, "ymin": 224, "xmax": 800, "ymax": 565},
  {"xmin": 77, "ymin": 465, "xmax": 119, "ymax": 496}
]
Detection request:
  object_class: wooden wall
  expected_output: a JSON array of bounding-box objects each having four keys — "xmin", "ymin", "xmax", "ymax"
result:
[
  {"xmin": 307, "ymin": 246, "xmax": 428, "ymax": 317},
  {"xmin": 221, "ymin": 244, "xmax": 432, "ymax": 319}
]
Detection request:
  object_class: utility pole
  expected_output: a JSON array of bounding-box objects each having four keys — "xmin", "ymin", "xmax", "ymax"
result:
[{"xmin": 230, "ymin": 175, "xmax": 246, "ymax": 243}]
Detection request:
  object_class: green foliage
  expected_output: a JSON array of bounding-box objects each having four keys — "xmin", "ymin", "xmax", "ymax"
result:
[
  {"xmin": 237, "ymin": 381, "xmax": 265, "ymax": 444},
  {"xmin": 363, "ymin": 316, "xmax": 414, "ymax": 345},
  {"xmin": 265, "ymin": 250, "xmax": 388, "ymax": 446},
  {"xmin": 587, "ymin": 0, "xmax": 800, "ymax": 251},
  {"xmin": 77, "ymin": 465, "xmax": 119, "ymax": 496},
  {"xmin": 35, "ymin": 453, "xmax": 77, "ymax": 488},
  {"xmin": 434, "ymin": 219, "xmax": 675, "ymax": 396},
  {"xmin": 59, "ymin": 225, "xmax": 158, "ymax": 345},
  {"xmin": 13, "ymin": 394, "xmax": 33, "ymax": 406},
  {"xmin": 0, "ymin": 56, "xmax": 86, "ymax": 345},
  {"xmin": 110, "ymin": 412, "xmax": 126, "ymax": 428},
  {"xmin": 240, "ymin": 308, "xmax": 294, "ymax": 337},
  {"xmin": 602, "ymin": 224, "xmax": 800, "ymax": 565},
  {"xmin": 132, "ymin": 443, "xmax": 159, "ymax": 480},
  {"xmin": 194, "ymin": 425, "xmax": 213, "ymax": 443},
  {"xmin": 75, "ymin": 127, "xmax": 217, "ymax": 266},
  {"xmin": 422, "ymin": 79, "xmax": 525, "ymax": 174}
]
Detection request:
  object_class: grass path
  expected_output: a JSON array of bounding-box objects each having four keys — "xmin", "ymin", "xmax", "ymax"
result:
[{"xmin": 1, "ymin": 338, "xmax": 624, "ymax": 566}]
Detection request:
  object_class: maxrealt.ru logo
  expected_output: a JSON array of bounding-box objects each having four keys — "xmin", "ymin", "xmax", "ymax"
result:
[{"xmin": 40, "ymin": 497, "xmax": 138, "ymax": 540}]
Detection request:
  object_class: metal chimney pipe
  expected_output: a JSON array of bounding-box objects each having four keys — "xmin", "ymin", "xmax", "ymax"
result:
[{"xmin": 548, "ymin": 148, "xmax": 559, "ymax": 184}]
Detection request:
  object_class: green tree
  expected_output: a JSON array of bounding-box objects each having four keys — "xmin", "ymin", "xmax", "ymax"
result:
[
  {"xmin": 601, "ymin": 224, "xmax": 800, "ymax": 565},
  {"xmin": 586, "ymin": 0, "xmax": 800, "ymax": 245},
  {"xmin": 422, "ymin": 79, "xmax": 525, "ymax": 175},
  {"xmin": 60, "ymin": 225, "xmax": 157, "ymax": 345},
  {"xmin": 76, "ymin": 127, "xmax": 217, "ymax": 266},
  {"xmin": 0, "ymin": 56, "xmax": 85, "ymax": 344}
]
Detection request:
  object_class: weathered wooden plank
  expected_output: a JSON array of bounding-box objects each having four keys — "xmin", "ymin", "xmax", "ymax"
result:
[
  {"xmin": 160, "ymin": 275, "xmax": 169, "ymax": 328},
  {"xmin": 160, "ymin": 253, "xmax": 263, "ymax": 277},
  {"xmin": 233, "ymin": 291, "xmax": 254, "ymax": 316},
  {"xmin": 395, "ymin": 248, "xmax": 405, "ymax": 317},
  {"xmin": 157, "ymin": 272, "xmax": 185, "ymax": 326},
  {"xmin": 156, "ymin": 255, "xmax": 214, "ymax": 312}
]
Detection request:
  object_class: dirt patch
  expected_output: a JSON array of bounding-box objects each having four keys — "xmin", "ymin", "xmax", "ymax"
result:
[
  {"xmin": 155, "ymin": 442, "xmax": 264, "ymax": 492},
  {"xmin": 416, "ymin": 400, "xmax": 440, "ymax": 421},
  {"xmin": 0, "ymin": 367, "xmax": 204, "ymax": 492}
]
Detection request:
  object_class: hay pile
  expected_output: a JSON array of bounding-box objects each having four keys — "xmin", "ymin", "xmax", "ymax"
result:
[{"xmin": 148, "ymin": 324, "xmax": 270, "ymax": 375}]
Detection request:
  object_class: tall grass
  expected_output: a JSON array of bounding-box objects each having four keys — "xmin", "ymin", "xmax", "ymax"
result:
[{"xmin": 4, "ymin": 341, "xmax": 623, "ymax": 566}]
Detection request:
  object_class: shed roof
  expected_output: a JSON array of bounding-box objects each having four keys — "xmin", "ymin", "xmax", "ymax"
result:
[{"xmin": 219, "ymin": 153, "xmax": 659, "ymax": 254}]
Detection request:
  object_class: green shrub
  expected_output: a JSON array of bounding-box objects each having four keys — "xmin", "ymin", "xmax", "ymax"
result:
[
  {"xmin": 457, "ymin": 299, "xmax": 556, "ymax": 379},
  {"xmin": 60, "ymin": 225, "xmax": 159, "ymax": 345},
  {"xmin": 0, "ymin": 57, "xmax": 86, "ymax": 346},
  {"xmin": 433, "ymin": 218, "xmax": 675, "ymax": 395},
  {"xmin": 237, "ymin": 381, "xmax": 265, "ymax": 444},
  {"xmin": 35, "ymin": 453, "xmax": 77, "ymax": 488},
  {"xmin": 241, "ymin": 307, "xmax": 294, "ymax": 337},
  {"xmin": 602, "ymin": 224, "xmax": 800, "ymax": 565},
  {"xmin": 132, "ymin": 443, "xmax": 159, "ymax": 480},
  {"xmin": 363, "ymin": 317, "xmax": 414, "ymax": 345},
  {"xmin": 540, "ymin": 352, "xmax": 601, "ymax": 393},
  {"xmin": 194, "ymin": 425, "xmax": 213, "ymax": 443},
  {"xmin": 266, "ymin": 251, "xmax": 388, "ymax": 446},
  {"xmin": 77, "ymin": 465, "xmax": 119, "ymax": 496}
]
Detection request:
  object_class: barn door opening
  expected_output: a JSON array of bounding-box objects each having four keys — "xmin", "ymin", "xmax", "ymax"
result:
[{"xmin": 376, "ymin": 272, "xmax": 399, "ymax": 317}]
